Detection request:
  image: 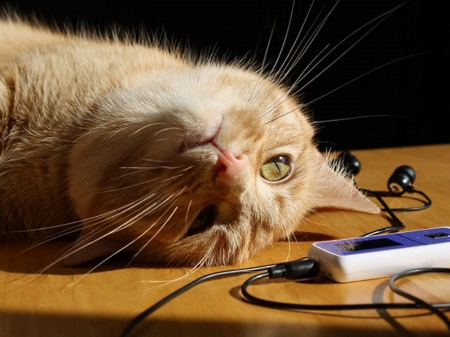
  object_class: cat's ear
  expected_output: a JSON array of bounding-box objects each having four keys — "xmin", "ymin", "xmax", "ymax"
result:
[
  {"xmin": 310, "ymin": 150, "xmax": 380, "ymax": 214},
  {"xmin": 63, "ymin": 231, "xmax": 125, "ymax": 266}
]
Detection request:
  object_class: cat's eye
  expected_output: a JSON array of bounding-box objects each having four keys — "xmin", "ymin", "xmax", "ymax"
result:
[{"xmin": 260, "ymin": 155, "xmax": 292, "ymax": 182}]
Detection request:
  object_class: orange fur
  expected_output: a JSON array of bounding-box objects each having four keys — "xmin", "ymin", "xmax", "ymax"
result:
[{"xmin": 0, "ymin": 18, "xmax": 379, "ymax": 267}]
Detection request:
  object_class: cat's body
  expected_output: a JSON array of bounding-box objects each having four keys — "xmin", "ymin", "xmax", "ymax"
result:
[{"xmin": 0, "ymin": 17, "xmax": 379, "ymax": 267}]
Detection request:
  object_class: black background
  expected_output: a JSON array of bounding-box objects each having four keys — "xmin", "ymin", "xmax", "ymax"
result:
[{"xmin": 2, "ymin": 0, "xmax": 447, "ymax": 151}]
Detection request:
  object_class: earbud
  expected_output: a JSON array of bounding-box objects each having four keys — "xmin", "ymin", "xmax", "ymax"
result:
[
  {"xmin": 334, "ymin": 151, "xmax": 419, "ymax": 197},
  {"xmin": 331, "ymin": 151, "xmax": 430, "ymax": 215},
  {"xmin": 387, "ymin": 165, "xmax": 416, "ymax": 195},
  {"xmin": 335, "ymin": 150, "xmax": 361, "ymax": 176}
]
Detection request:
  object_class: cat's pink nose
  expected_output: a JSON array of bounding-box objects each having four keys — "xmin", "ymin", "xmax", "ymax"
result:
[{"xmin": 216, "ymin": 149, "xmax": 249, "ymax": 182}]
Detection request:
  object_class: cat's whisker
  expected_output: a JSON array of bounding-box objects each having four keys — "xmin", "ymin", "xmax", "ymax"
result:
[
  {"xmin": 120, "ymin": 164, "xmax": 188, "ymax": 171},
  {"xmin": 282, "ymin": 42, "xmax": 330, "ymax": 91},
  {"xmin": 266, "ymin": 0, "xmax": 298, "ymax": 78},
  {"xmin": 129, "ymin": 122, "xmax": 165, "ymax": 136},
  {"xmin": 20, "ymin": 193, "xmax": 161, "ymax": 259},
  {"xmin": 259, "ymin": 17, "xmax": 276, "ymax": 76},
  {"xmin": 160, "ymin": 172, "xmax": 194, "ymax": 183},
  {"xmin": 305, "ymin": 53, "xmax": 426, "ymax": 106},
  {"xmin": 271, "ymin": 0, "xmax": 313, "ymax": 79},
  {"xmin": 258, "ymin": 2, "xmax": 407, "ymax": 128},
  {"xmin": 110, "ymin": 186, "xmax": 188, "ymax": 237},
  {"xmin": 49, "ymin": 197, "xmax": 182, "ymax": 275},
  {"xmin": 1, "ymin": 2, "xmax": 397, "ymax": 271},
  {"xmin": 274, "ymin": 1, "xmax": 339, "ymax": 85},
  {"xmin": 109, "ymin": 164, "xmax": 186, "ymax": 181},
  {"xmin": 109, "ymin": 164, "xmax": 192, "ymax": 183},
  {"xmin": 127, "ymin": 205, "xmax": 180, "ymax": 266},
  {"xmin": 79, "ymin": 213, "xmax": 177, "ymax": 278},
  {"xmin": 153, "ymin": 126, "xmax": 181, "ymax": 137},
  {"xmin": 312, "ymin": 114, "xmax": 400, "ymax": 125},
  {"xmin": 42, "ymin": 187, "xmax": 175, "ymax": 247},
  {"xmin": 185, "ymin": 200, "xmax": 193, "ymax": 231},
  {"xmin": 8, "ymin": 218, "xmax": 83, "ymax": 234},
  {"xmin": 143, "ymin": 158, "xmax": 171, "ymax": 163},
  {"xmin": 264, "ymin": 106, "xmax": 299, "ymax": 125},
  {"xmin": 100, "ymin": 165, "xmax": 193, "ymax": 193},
  {"xmin": 140, "ymin": 250, "xmax": 208, "ymax": 286},
  {"xmin": 302, "ymin": 216, "xmax": 329, "ymax": 228},
  {"xmin": 101, "ymin": 177, "xmax": 162, "ymax": 192},
  {"xmin": 292, "ymin": 3, "xmax": 403, "ymax": 95},
  {"xmin": 71, "ymin": 185, "xmax": 188, "ymax": 272}
]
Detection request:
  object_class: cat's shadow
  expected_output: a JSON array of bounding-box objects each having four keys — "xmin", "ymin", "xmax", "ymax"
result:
[
  {"xmin": 0, "ymin": 240, "xmax": 137, "ymax": 275},
  {"xmin": 0, "ymin": 231, "xmax": 332, "ymax": 276}
]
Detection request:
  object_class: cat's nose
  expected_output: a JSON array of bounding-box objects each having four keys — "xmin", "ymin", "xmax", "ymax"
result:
[{"xmin": 215, "ymin": 148, "xmax": 249, "ymax": 183}]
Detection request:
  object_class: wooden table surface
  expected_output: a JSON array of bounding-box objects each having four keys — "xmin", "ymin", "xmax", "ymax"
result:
[{"xmin": 1, "ymin": 144, "xmax": 449, "ymax": 337}]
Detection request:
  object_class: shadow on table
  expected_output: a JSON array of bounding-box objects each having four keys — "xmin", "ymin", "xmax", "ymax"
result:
[
  {"xmin": 0, "ymin": 231, "xmax": 333, "ymax": 275},
  {"xmin": 0, "ymin": 309, "xmax": 447, "ymax": 337}
]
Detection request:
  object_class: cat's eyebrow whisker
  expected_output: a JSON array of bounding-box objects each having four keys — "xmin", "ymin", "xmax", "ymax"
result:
[
  {"xmin": 282, "ymin": 43, "xmax": 330, "ymax": 92},
  {"xmin": 312, "ymin": 114, "xmax": 401, "ymax": 125},
  {"xmin": 273, "ymin": 0, "xmax": 314, "ymax": 78},
  {"xmin": 292, "ymin": 3, "xmax": 404, "ymax": 94},
  {"xmin": 304, "ymin": 52, "xmax": 427, "ymax": 106},
  {"xmin": 267, "ymin": 0, "xmax": 297, "ymax": 78},
  {"xmin": 275, "ymin": 1, "xmax": 338, "ymax": 84},
  {"xmin": 264, "ymin": 107, "xmax": 298, "ymax": 125},
  {"xmin": 259, "ymin": 17, "xmax": 277, "ymax": 75}
]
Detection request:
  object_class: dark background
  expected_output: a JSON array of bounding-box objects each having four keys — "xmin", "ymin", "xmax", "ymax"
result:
[{"xmin": 1, "ymin": 0, "xmax": 447, "ymax": 151}]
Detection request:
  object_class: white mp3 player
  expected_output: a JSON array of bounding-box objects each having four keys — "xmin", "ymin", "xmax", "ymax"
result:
[{"xmin": 307, "ymin": 227, "xmax": 450, "ymax": 282}]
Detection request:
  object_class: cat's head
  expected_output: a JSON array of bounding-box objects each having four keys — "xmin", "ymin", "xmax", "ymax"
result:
[{"xmin": 66, "ymin": 63, "xmax": 379, "ymax": 267}]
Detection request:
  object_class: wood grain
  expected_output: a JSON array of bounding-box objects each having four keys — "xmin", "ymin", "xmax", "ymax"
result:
[{"xmin": 1, "ymin": 144, "xmax": 449, "ymax": 337}]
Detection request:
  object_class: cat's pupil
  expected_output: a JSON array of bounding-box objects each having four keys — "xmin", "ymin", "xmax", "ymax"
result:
[{"xmin": 260, "ymin": 155, "xmax": 292, "ymax": 182}]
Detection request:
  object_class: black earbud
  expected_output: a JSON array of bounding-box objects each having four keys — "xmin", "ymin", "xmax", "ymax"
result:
[
  {"xmin": 332, "ymin": 151, "xmax": 431, "ymax": 227},
  {"xmin": 387, "ymin": 165, "xmax": 416, "ymax": 195},
  {"xmin": 335, "ymin": 150, "xmax": 361, "ymax": 176}
]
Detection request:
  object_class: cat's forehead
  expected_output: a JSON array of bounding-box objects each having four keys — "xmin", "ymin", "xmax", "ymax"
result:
[
  {"xmin": 161, "ymin": 65, "xmax": 306, "ymax": 119},
  {"xmin": 114, "ymin": 63, "xmax": 312, "ymax": 136}
]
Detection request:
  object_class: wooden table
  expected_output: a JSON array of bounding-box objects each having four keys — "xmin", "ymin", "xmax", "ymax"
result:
[{"xmin": 1, "ymin": 144, "xmax": 449, "ymax": 337}]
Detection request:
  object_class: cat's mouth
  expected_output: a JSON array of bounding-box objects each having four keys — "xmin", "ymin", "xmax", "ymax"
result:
[{"xmin": 187, "ymin": 204, "xmax": 218, "ymax": 236}]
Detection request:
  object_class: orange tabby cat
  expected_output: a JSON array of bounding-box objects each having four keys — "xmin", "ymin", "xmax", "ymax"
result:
[{"xmin": 0, "ymin": 17, "xmax": 379, "ymax": 267}]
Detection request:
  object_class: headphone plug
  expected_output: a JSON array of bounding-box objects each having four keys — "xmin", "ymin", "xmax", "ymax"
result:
[{"xmin": 268, "ymin": 258, "xmax": 320, "ymax": 280}]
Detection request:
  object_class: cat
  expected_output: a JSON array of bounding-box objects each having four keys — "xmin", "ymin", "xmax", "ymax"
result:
[{"xmin": 0, "ymin": 12, "xmax": 380, "ymax": 268}]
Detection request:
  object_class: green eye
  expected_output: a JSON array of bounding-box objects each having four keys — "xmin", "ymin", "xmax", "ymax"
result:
[{"xmin": 260, "ymin": 155, "xmax": 292, "ymax": 182}]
